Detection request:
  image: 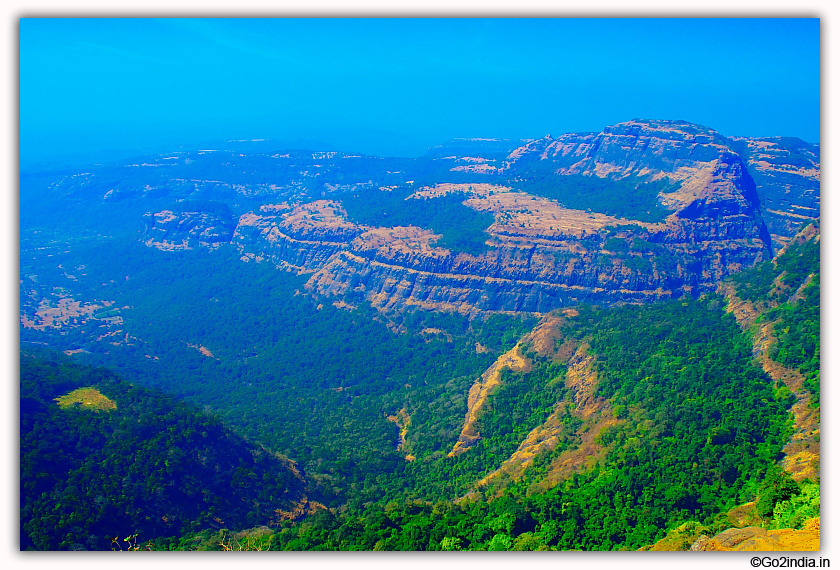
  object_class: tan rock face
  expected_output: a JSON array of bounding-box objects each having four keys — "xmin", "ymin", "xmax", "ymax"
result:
[
  {"xmin": 306, "ymin": 122, "xmax": 770, "ymax": 314},
  {"xmin": 231, "ymin": 201, "xmax": 363, "ymax": 273},
  {"xmin": 144, "ymin": 120, "xmax": 777, "ymax": 316},
  {"xmin": 503, "ymin": 119, "xmax": 738, "ymax": 187},
  {"xmin": 143, "ymin": 209, "xmax": 237, "ymax": 251}
]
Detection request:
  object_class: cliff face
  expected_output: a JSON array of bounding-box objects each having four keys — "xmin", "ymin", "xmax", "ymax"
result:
[
  {"xmin": 143, "ymin": 119, "xmax": 782, "ymax": 316},
  {"xmin": 231, "ymin": 201, "xmax": 363, "ymax": 270},
  {"xmin": 307, "ymin": 121, "xmax": 772, "ymax": 314},
  {"xmin": 730, "ymin": 136, "xmax": 820, "ymax": 251},
  {"xmin": 143, "ymin": 209, "xmax": 237, "ymax": 251},
  {"xmin": 504, "ymin": 119, "xmax": 732, "ymax": 179}
]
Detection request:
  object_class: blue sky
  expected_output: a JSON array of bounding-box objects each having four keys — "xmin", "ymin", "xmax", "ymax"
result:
[{"xmin": 20, "ymin": 18, "xmax": 820, "ymax": 161}]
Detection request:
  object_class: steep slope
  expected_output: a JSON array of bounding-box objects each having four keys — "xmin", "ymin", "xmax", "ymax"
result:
[
  {"xmin": 257, "ymin": 294, "xmax": 796, "ymax": 551},
  {"xmin": 449, "ymin": 293, "xmax": 793, "ymax": 500},
  {"xmin": 141, "ymin": 120, "xmax": 777, "ymax": 316},
  {"xmin": 729, "ymin": 136, "xmax": 820, "ymax": 251},
  {"xmin": 20, "ymin": 350, "xmax": 320, "ymax": 550},
  {"xmin": 449, "ymin": 330, "xmax": 538, "ymax": 457},
  {"xmin": 637, "ymin": 222, "xmax": 821, "ymax": 552},
  {"xmin": 720, "ymin": 221, "xmax": 820, "ymax": 481}
]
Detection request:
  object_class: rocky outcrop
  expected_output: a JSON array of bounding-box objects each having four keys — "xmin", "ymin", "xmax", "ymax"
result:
[
  {"xmin": 304, "ymin": 121, "xmax": 772, "ymax": 314},
  {"xmin": 301, "ymin": 190, "xmax": 768, "ymax": 316},
  {"xmin": 143, "ymin": 208, "xmax": 237, "ymax": 250},
  {"xmin": 730, "ymin": 136, "xmax": 820, "ymax": 251},
  {"xmin": 143, "ymin": 120, "xmax": 780, "ymax": 316},
  {"xmin": 504, "ymin": 120, "xmax": 732, "ymax": 177},
  {"xmin": 231, "ymin": 201, "xmax": 362, "ymax": 271},
  {"xmin": 689, "ymin": 518, "xmax": 820, "ymax": 551},
  {"xmin": 500, "ymin": 120, "xmax": 818, "ymax": 253},
  {"xmin": 386, "ymin": 408, "xmax": 415, "ymax": 462},
  {"xmin": 642, "ymin": 517, "xmax": 820, "ymax": 551}
]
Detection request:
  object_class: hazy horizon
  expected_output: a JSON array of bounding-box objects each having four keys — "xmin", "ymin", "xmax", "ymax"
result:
[{"xmin": 21, "ymin": 18, "xmax": 820, "ymax": 165}]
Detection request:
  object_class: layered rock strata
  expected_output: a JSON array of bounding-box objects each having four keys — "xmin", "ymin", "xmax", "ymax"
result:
[
  {"xmin": 730, "ymin": 136, "xmax": 820, "ymax": 250},
  {"xmin": 143, "ymin": 209, "xmax": 237, "ymax": 250},
  {"xmin": 143, "ymin": 120, "xmax": 779, "ymax": 316}
]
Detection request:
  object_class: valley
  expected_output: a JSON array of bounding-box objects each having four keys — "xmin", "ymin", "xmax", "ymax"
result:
[{"xmin": 19, "ymin": 119, "xmax": 820, "ymax": 551}]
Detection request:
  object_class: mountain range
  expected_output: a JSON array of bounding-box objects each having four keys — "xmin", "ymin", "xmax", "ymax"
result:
[{"xmin": 20, "ymin": 119, "xmax": 820, "ymax": 551}]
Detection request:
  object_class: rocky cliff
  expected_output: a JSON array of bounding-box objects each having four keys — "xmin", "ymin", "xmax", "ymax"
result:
[
  {"xmin": 142, "ymin": 119, "xmax": 791, "ymax": 316},
  {"xmin": 143, "ymin": 208, "xmax": 237, "ymax": 250},
  {"xmin": 730, "ymin": 136, "xmax": 820, "ymax": 251}
]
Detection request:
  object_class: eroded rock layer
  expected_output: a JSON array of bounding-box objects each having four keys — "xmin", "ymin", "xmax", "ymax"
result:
[
  {"xmin": 730, "ymin": 136, "xmax": 820, "ymax": 250},
  {"xmin": 143, "ymin": 119, "xmax": 785, "ymax": 316}
]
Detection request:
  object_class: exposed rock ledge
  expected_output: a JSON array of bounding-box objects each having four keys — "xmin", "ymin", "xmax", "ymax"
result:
[{"xmin": 690, "ymin": 518, "xmax": 820, "ymax": 551}]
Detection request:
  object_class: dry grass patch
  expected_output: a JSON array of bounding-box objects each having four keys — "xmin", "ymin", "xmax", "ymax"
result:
[{"xmin": 55, "ymin": 387, "xmax": 117, "ymax": 412}]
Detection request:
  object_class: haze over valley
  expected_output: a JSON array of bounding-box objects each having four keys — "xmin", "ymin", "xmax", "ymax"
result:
[{"xmin": 19, "ymin": 17, "xmax": 821, "ymax": 555}]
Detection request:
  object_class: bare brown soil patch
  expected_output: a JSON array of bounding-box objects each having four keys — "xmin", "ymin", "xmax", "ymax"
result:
[
  {"xmin": 385, "ymin": 408, "xmax": 414, "ymax": 460},
  {"xmin": 564, "ymin": 343, "xmax": 602, "ymax": 417},
  {"xmin": 21, "ymin": 295, "xmax": 109, "ymax": 331},
  {"xmin": 752, "ymin": 160, "xmax": 820, "ymax": 181},
  {"xmin": 278, "ymin": 200, "xmax": 358, "ymax": 233},
  {"xmin": 524, "ymin": 315, "xmax": 565, "ymax": 357},
  {"xmin": 354, "ymin": 226, "xmax": 449, "ymax": 256},
  {"xmin": 476, "ymin": 341, "xmax": 621, "ymax": 494},
  {"xmin": 467, "ymin": 192, "xmax": 636, "ymax": 239},
  {"xmin": 272, "ymin": 498, "xmax": 327, "ymax": 523},
  {"xmin": 187, "ymin": 343, "xmax": 216, "ymax": 359},
  {"xmin": 475, "ymin": 403, "xmax": 569, "ymax": 489},
  {"xmin": 534, "ymin": 414, "xmax": 620, "ymax": 495}
]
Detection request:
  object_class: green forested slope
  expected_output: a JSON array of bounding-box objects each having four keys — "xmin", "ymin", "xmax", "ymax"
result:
[
  {"xmin": 21, "ymin": 240, "xmax": 805, "ymax": 550},
  {"xmin": 183, "ymin": 296, "xmax": 793, "ymax": 551},
  {"xmin": 20, "ymin": 232, "xmax": 812, "ymax": 551},
  {"xmin": 21, "ymin": 240, "xmax": 537, "ymax": 505},
  {"xmin": 19, "ymin": 194, "xmax": 819, "ymax": 552},
  {"xmin": 742, "ymin": 231, "xmax": 820, "ymax": 406},
  {"xmin": 20, "ymin": 350, "xmax": 310, "ymax": 551}
]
